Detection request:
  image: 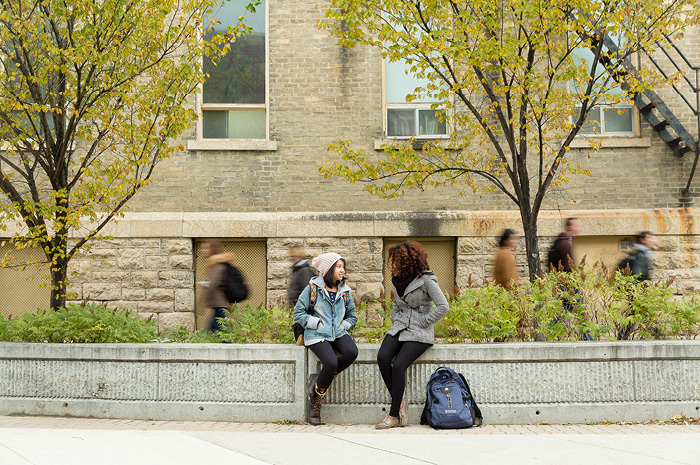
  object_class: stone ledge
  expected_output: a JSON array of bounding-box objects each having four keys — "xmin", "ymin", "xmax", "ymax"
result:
[
  {"xmin": 569, "ymin": 137, "xmax": 651, "ymax": 149},
  {"xmin": 15, "ymin": 208, "xmax": 694, "ymax": 238}
]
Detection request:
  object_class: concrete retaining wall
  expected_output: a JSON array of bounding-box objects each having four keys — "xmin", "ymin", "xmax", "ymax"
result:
[{"xmin": 1, "ymin": 341, "xmax": 699, "ymax": 425}]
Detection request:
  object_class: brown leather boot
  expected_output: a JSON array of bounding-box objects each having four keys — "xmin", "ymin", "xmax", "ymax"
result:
[{"xmin": 307, "ymin": 374, "xmax": 326, "ymax": 426}]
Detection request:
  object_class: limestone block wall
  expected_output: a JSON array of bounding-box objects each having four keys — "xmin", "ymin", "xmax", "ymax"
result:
[
  {"xmin": 266, "ymin": 237, "xmax": 384, "ymax": 306},
  {"xmin": 35, "ymin": 207, "xmax": 699, "ymax": 331},
  {"xmin": 68, "ymin": 238, "xmax": 195, "ymax": 332},
  {"xmin": 123, "ymin": 0, "xmax": 700, "ymax": 214}
]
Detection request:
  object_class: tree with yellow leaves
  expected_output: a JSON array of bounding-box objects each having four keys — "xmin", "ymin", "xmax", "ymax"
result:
[
  {"xmin": 320, "ymin": 0, "xmax": 699, "ymax": 279},
  {"xmin": 0, "ymin": 0, "xmax": 259, "ymax": 308}
]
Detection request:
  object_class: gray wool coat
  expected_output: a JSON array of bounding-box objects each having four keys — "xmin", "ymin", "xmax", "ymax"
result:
[{"xmin": 387, "ymin": 271, "xmax": 449, "ymax": 344}]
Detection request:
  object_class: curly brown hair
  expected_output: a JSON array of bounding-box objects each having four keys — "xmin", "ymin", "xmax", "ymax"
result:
[{"xmin": 388, "ymin": 241, "xmax": 429, "ymax": 278}]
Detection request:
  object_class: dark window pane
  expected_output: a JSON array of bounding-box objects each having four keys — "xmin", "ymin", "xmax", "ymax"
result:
[
  {"xmin": 387, "ymin": 109, "xmax": 416, "ymax": 137},
  {"xmin": 418, "ymin": 109, "xmax": 447, "ymax": 136},
  {"xmin": 203, "ymin": 1, "xmax": 265, "ymax": 104},
  {"xmin": 580, "ymin": 108, "xmax": 601, "ymax": 134}
]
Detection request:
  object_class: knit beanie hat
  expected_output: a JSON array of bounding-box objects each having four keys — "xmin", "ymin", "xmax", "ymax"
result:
[{"xmin": 312, "ymin": 252, "xmax": 343, "ymax": 277}]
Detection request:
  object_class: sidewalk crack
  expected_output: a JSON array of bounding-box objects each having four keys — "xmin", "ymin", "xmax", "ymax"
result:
[{"xmin": 320, "ymin": 433, "xmax": 439, "ymax": 465}]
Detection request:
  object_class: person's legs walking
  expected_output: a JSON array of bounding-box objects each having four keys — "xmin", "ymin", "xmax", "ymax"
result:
[{"xmin": 209, "ymin": 307, "xmax": 228, "ymax": 332}]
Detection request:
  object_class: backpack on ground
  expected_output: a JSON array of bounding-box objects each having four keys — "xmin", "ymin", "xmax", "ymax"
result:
[
  {"xmin": 420, "ymin": 366, "xmax": 482, "ymax": 429},
  {"xmin": 292, "ymin": 284, "xmax": 349, "ymax": 345},
  {"xmin": 223, "ymin": 263, "xmax": 249, "ymax": 304}
]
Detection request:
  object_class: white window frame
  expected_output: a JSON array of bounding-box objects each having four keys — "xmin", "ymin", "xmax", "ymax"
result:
[
  {"xmin": 195, "ymin": 0, "xmax": 270, "ymax": 142},
  {"xmin": 384, "ymin": 104, "xmax": 450, "ymax": 139},
  {"xmin": 575, "ymin": 103, "xmax": 637, "ymax": 137}
]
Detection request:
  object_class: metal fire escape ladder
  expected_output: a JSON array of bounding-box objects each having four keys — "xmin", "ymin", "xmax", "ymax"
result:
[{"xmin": 598, "ymin": 34, "xmax": 700, "ymax": 195}]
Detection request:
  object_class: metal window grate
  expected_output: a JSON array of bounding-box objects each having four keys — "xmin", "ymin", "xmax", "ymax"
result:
[
  {"xmin": 0, "ymin": 242, "xmax": 51, "ymax": 317},
  {"xmin": 194, "ymin": 239, "xmax": 267, "ymax": 330},
  {"xmin": 382, "ymin": 238, "xmax": 456, "ymax": 299}
]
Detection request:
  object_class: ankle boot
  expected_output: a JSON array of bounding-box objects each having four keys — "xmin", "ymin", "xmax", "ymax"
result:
[{"xmin": 308, "ymin": 385, "xmax": 326, "ymax": 426}]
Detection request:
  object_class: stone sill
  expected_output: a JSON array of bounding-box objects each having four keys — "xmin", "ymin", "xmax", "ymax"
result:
[
  {"xmin": 374, "ymin": 139, "xmax": 452, "ymax": 151},
  {"xmin": 375, "ymin": 137, "xmax": 651, "ymax": 151},
  {"xmin": 569, "ymin": 137, "xmax": 651, "ymax": 149},
  {"xmin": 187, "ymin": 139, "xmax": 278, "ymax": 151}
]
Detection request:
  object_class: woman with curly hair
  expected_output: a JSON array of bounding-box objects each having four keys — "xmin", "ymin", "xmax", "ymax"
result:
[{"xmin": 375, "ymin": 241, "xmax": 449, "ymax": 429}]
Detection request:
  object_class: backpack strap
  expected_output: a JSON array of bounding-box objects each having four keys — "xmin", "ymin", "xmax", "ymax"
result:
[
  {"xmin": 307, "ymin": 284, "xmax": 318, "ymax": 314},
  {"xmin": 458, "ymin": 372, "xmax": 483, "ymax": 426}
]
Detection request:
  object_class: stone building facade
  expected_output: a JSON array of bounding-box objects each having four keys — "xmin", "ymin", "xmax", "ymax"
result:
[{"xmin": 2, "ymin": 0, "xmax": 700, "ymax": 330}]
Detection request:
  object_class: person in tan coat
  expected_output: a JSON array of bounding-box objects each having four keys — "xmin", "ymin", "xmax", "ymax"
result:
[
  {"xmin": 493, "ymin": 229, "xmax": 520, "ymax": 290},
  {"xmin": 199, "ymin": 240, "xmax": 235, "ymax": 331}
]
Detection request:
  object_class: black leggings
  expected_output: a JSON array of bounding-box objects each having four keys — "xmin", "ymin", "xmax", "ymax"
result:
[
  {"xmin": 308, "ymin": 334, "xmax": 358, "ymax": 387},
  {"xmin": 377, "ymin": 333, "xmax": 431, "ymax": 417}
]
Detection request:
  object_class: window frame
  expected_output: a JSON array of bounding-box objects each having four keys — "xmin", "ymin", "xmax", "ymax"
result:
[
  {"xmin": 384, "ymin": 103, "xmax": 450, "ymax": 139},
  {"xmin": 574, "ymin": 103, "xmax": 638, "ymax": 137},
  {"xmin": 196, "ymin": 0, "xmax": 270, "ymax": 142}
]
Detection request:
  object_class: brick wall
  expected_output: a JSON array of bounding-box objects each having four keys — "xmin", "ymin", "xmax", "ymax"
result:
[{"xmin": 124, "ymin": 0, "xmax": 700, "ymax": 215}]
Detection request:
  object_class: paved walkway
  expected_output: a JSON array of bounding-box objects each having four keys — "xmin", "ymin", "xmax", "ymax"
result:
[{"xmin": 1, "ymin": 416, "xmax": 699, "ymax": 465}]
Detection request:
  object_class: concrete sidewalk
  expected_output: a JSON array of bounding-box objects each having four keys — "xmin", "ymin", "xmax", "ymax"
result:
[{"xmin": 1, "ymin": 416, "xmax": 699, "ymax": 465}]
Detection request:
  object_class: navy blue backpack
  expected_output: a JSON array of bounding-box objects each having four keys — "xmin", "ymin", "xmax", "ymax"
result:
[{"xmin": 420, "ymin": 366, "xmax": 483, "ymax": 429}]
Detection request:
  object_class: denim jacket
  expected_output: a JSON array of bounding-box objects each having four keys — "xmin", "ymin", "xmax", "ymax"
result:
[
  {"xmin": 293, "ymin": 275, "xmax": 357, "ymax": 346},
  {"xmin": 387, "ymin": 271, "xmax": 449, "ymax": 344}
]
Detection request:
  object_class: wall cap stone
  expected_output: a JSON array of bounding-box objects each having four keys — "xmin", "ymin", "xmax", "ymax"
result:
[{"xmin": 32, "ymin": 208, "xmax": 696, "ymax": 238}]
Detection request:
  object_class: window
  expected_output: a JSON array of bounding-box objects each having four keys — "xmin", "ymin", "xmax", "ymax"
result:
[
  {"xmin": 571, "ymin": 36, "xmax": 635, "ymax": 137},
  {"xmin": 577, "ymin": 104, "xmax": 635, "ymax": 136},
  {"xmin": 385, "ymin": 58, "xmax": 448, "ymax": 139},
  {"xmin": 194, "ymin": 239, "xmax": 267, "ymax": 329},
  {"xmin": 0, "ymin": 242, "xmax": 50, "ymax": 317},
  {"xmin": 201, "ymin": 0, "xmax": 267, "ymax": 140},
  {"xmin": 382, "ymin": 238, "xmax": 456, "ymax": 297}
]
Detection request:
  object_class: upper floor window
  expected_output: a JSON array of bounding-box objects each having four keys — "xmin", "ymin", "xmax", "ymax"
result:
[
  {"xmin": 571, "ymin": 39, "xmax": 635, "ymax": 137},
  {"xmin": 201, "ymin": 0, "xmax": 267, "ymax": 140},
  {"xmin": 385, "ymin": 58, "xmax": 448, "ymax": 139}
]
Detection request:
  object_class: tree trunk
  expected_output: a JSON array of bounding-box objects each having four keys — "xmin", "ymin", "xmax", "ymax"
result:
[
  {"xmin": 50, "ymin": 248, "xmax": 68, "ymax": 309},
  {"xmin": 50, "ymin": 193, "xmax": 70, "ymax": 309},
  {"xmin": 520, "ymin": 209, "xmax": 542, "ymax": 281}
]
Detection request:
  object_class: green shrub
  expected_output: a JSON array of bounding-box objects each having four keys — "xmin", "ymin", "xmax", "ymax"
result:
[
  {"xmin": 0, "ymin": 303, "xmax": 157, "ymax": 343},
  {"xmin": 215, "ymin": 303, "xmax": 295, "ymax": 344},
  {"xmin": 435, "ymin": 266, "xmax": 700, "ymax": 342},
  {"xmin": 2, "ymin": 266, "xmax": 698, "ymax": 344}
]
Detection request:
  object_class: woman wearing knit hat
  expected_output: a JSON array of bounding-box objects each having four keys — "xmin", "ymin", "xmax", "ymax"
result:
[
  {"xmin": 375, "ymin": 241, "xmax": 449, "ymax": 429},
  {"xmin": 293, "ymin": 252, "xmax": 358, "ymax": 426}
]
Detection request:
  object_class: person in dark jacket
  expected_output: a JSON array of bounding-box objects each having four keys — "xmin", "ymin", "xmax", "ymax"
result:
[
  {"xmin": 548, "ymin": 217, "xmax": 581, "ymax": 272},
  {"xmin": 375, "ymin": 241, "xmax": 449, "ymax": 429},
  {"xmin": 547, "ymin": 218, "xmax": 591, "ymax": 340},
  {"xmin": 630, "ymin": 231, "xmax": 657, "ymax": 282},
  {"xmin": 287, "ymin": 245, "xmax": 316, "ymax": 307},
  {"xmin": 619, "ymin": 231, "xmax": 658, "ymax": 339}
]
